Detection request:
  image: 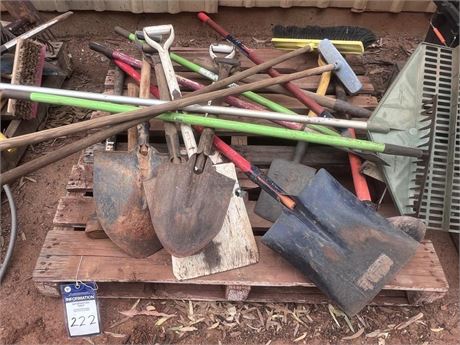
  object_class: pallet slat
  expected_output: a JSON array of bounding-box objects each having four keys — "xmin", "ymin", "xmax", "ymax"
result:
[{"xmin": 33, "ymin": 231, "xmax": 448, "ymax": 301}]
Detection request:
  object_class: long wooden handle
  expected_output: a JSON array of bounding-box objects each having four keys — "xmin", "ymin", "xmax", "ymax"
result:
[
  {"xmin": 152, "ymin": 54, "xmax": 182, "ymax": 163},
  {"xmin": 127, "ymin": 83, "xmax": 139, "ymax": 151},
  {"xmin": 0, "ymin": 64, "xmax": 333, "ymax": 152}
]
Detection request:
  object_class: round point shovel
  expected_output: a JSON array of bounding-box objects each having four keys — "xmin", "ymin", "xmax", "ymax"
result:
[{"xmin": 94, "ymin": 75, "xmax": 164, "ymax": 258}]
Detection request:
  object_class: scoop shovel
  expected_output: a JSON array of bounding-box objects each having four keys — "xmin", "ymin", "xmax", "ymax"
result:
[
  {"xmin": 93, "ymin": 74, "xmax": 163, "ymax": 258},
  {"xmin": 208, "ymin": 132, "xmax": 423, "ymax": 317},
  {"xmin": 142, "ymin": 26, "xmax": 235, "ymax": 257}
]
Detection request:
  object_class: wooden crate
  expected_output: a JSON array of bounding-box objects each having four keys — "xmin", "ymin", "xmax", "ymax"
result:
[{"xmin": 32, "ymin": 49, "xmax": 448, "ymax": 306}]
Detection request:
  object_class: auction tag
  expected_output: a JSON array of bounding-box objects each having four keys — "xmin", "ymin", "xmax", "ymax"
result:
[{"xmin": 61, "ymin": 282, "xmax": 101, "ymax": 337}]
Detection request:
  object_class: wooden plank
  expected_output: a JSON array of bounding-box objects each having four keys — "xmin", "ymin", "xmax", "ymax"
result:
[
  {"xmin": 53, "ymin": 195, "xmax": 95, "ymax": 227},
  {"xmin": 172, "ymin": 163, "xmax": 259, "ymax": 280},
  {"xmin": 231, "ymin": 136, "xmax": 248, "ymax": 146},
  {"xmin": 34, "ymin": 280, "xmax": 415, "ymax": 306},
  {"xmin": 33, "ymin": 230, "xmax": 449, "ymax": 294}
]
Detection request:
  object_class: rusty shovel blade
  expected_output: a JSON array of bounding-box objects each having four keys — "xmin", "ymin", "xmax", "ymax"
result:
[
  {"xmin": 93, "ymin": 147, "xmax": 164, "ymax": 258},
  {"xmin": 144, "ymin": 155, "xmax": 236, "ymax": 257}
]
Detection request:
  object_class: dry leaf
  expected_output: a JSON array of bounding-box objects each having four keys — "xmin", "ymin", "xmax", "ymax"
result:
[
  {"xmin": 290, "ymin": 312, "xmax": 306, "ymax": 326},
  {"xmin": 188, "ymin": 301, "xmax": 194, "ymax": 317},
  {"xmin": 155, "ymin": 315, "xmax": 174, "ymax": 326},
  {"xmin": 293, "ymin": 323, "xmax": 299, "ymax": 337},
  {"xmin": 430, "ymin": 327, "xmax": 444, "ymax": 332},
  {"xmin": 328, "ymin": 304, "xmax": 354, "ymax": 332},
  {"xmin": 24, "ymin": 176, "xmax": 37, "ymax": 183},
  {"xmin": 328, "ymin": 304, "xmax": 341, "ymax": 328},
  {"xmin": 246, "ymin": 324, "xmax": 261, "ymax": 332},
  {"xmin": 294, "ymin": 332, "xmax": 307, "ymax": 342},
  {"xmin": 120, "ymin": 308, "xmax": 175, "ymax": 318},
  {"xmin": 104, "ymin": 331, "xmax": 126, "ymax": 338},
  {"xmin": 179, "ymin": 326, "xmax": 197, "ymax": 332},
  {"xmin": 366, "ymin": 329, "xmax": 383, "ymax": 338},
  {"xmin": 395, "ymin": 313, "xmax": 424, "ymax": 330},
  {"xmin": 146, "ymin": 305, "xmax": 156, "ymax": 311},
  {"xmin": 378, "ymin": 337, "xmax": 386, "ymax": 345},
  {"xmin": 188, "ymin": 317, "xmax": 205, "ymax": 326},
  {"xmin": 342, "ymin": 328, "xmax": 364, "ymax": 340}
]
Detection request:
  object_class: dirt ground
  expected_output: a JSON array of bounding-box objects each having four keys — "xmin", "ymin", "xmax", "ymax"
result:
[{"xmin": 0, "ymin": 7, "xmax": 459, "ymax": 345}]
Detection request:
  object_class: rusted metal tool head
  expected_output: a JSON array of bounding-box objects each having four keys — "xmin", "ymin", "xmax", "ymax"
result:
[
  {"xmin": 144, "ymin": 154, "xmax": 236, "ymax": 257},
  {"xmin": 93, "ymin": 141, "xmax": 164, "ymax": 258}
]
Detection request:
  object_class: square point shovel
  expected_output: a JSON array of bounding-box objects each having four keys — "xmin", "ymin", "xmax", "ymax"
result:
[
  {"xmin": 262, "ymin": 169, "xmax": 424, "ymax": 316},
  {"xmin": 209, "ymin": 134, "xmax": 424, "ymax": 317}
]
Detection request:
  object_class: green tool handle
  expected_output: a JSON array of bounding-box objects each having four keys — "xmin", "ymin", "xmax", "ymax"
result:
[
  {"xmin": 160, "ymin": 113, "xmax": 423, "ymax": 157},
  {"xmin": 17, "ymin": 91, "xmax": 422, "ymax": 157}
]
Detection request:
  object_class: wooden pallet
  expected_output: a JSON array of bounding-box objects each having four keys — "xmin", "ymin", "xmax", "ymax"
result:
[
  {"xmin": 32, "ymin": 49, "xmax": 448, "ymax": 305},
  {"xmin": 33, "ymin": 142, "xmax": 449, "ymax": 306}
]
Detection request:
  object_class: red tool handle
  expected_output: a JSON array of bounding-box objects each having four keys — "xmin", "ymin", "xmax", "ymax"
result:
[
  {"xmin": 431, "ymin": 25, "xmax": 447, "ymax": 46},
  {"xmin": 347, "ymin": 128, "xmax": 372, "ymax": 201},
  {"xmin": 198, "ymin": 12, "xmax": 326, "ymax": 116},
  {"xmin": 114, "ymin": 60, "xmax": 160, "ymax": 98},
  {"xmin": 195, "ymin": 126, "xmax": 296, "ymax": 210}
]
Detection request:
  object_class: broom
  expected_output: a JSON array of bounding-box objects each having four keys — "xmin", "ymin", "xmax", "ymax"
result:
[{"xmin": 272, "ymin": 25, "xmax": 377, "ymax": 54}]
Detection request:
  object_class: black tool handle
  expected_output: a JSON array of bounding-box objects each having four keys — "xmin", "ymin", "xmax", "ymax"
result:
[
  {"xmin": 88, "ymin": 42, "xmax": 113, "ymax": 59},
  {"xmin": 383, "ymin": 144, "xmax": 425, "ymax": 158},
  {"xmin": 114, "ymin": 26, "xmax": 132, "ymax": 39}
]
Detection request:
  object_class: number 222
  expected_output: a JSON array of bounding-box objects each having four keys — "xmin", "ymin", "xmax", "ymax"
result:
[{"xmin": 70, "ymin": 315, "xmax": 96, "ymax": 327}]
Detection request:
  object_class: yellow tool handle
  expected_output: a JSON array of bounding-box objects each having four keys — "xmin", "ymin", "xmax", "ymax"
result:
[
  {"xmin": 308, "ymin": 56, "xmax": 331, "ymax": 117},
  {"xmin": 0, "ymin": 133, "xmax": 15, "ymax": 153}
]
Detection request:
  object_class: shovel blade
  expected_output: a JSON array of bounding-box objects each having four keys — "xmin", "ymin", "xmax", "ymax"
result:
[
  {"xmin": 255, "ymin": 159, "xmax": 316, "ymax": 222},
  {"xmin": 93, "ymin": 148, "xmax": 163, "ymax": 258},
  {"xmin": 262, "ymin": 169, "xmax": 422, "ymax": 316},
  {"xmin": 145, "ymin": 157, "xmax": 236, "ymax": 257}
]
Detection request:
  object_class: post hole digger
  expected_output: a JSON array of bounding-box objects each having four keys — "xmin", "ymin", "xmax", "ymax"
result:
[{"xmin": 140, "ymin": 25, "xmax": 235, "ymax": 257}]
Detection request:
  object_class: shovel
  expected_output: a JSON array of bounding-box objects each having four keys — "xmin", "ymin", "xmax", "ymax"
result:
[
  {"xmin": 206, "ymin": 131, "xmax": 423, "ymax": 316},
  {"xmin": 93, "ymin": 66, "xmax": 163, "ymax": 258},
  {"xmin": 261, "ymin": 169, "xmax": 424, "ymax": 316},
  {"xmin": 142, "ymin": 26, "xmax": 235, "ymax": 257}
]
